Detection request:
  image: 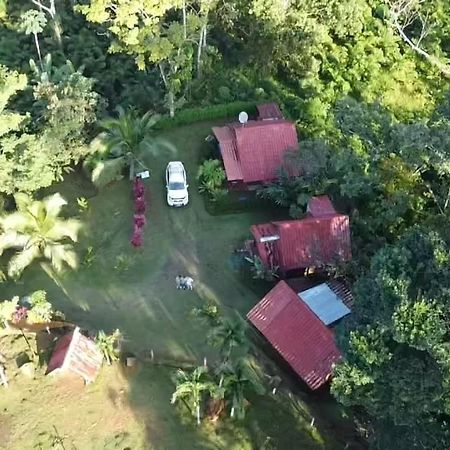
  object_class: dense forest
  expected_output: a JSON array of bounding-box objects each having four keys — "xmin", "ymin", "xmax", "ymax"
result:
[{"xmin": 2, "ymin": 0, "xmax": 450, "ymax": 448}]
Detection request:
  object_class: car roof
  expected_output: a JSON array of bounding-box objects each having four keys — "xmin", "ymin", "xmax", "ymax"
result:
[
  {"xmin": 167, "ymin": 162, "xmax": 186, "ymax": 183},
  {"xmin": 167, "ymin": 161, "xmax": 185, "ymax": 172}
]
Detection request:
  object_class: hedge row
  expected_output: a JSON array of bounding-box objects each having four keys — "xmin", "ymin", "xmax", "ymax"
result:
[{"xmin": 155, "ymin": 101, "xmax": 259, "ymax": 130}]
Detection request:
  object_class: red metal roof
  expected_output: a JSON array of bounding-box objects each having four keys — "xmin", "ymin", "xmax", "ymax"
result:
[
  {"xmin": 47, "ymin": 327, "xmax": 103, "ymax": 384},
  {"xmin": 307, "ymin": 195, "xmax": 336, "ymax": 217},
  {"xmin": 247, "ymin": 281, "xmax": 341, "ymax": 389},
  {"xmin": 212, "ymin": 117, "xmax": 298, "ymax": 183},
  {"xmin": 251, "ymin": 198, "xmax": 351, "ymax": 271},
  {"xmin": 257, "ymin": 103, "xmax": 284, "ymax": 120}
]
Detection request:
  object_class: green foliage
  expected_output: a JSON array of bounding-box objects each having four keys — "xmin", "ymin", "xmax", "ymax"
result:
[
  {"xmin": 77, "ymin": 0, "xmax": 214, "ymax": 116},
  {"xmin": 19, "ymin": 10, "xmax": 47, "ymax": 36},
  {"xmin": 207, "ymin": 313, "xmax": 249, "ymax": 359},
  {"xmin": 82, "ymin": 246, "xmax": 96, "ymax": 267},
  {"xmin": 332, "ymin": 228, "xmax": 450, "ymax": 445},
  {"xmin": 96, "ymin": 329, "xmax": 122, "ymax": 365},
  {"xmin": 197, "ymin": 159, "xmax": 226, "ymax": 195},
  {"xmin": 171, "ymin": 365, "xmax": 216, "ymax": 425},
  {"xmin": 27, "ymin": 290, "xmax": 53, "ymax": 323},
  {"xmin": 155, "ymin": 101, "xmax": 258, "ymax": 129},
  {"xmin": 76, "ymin": 197, "xmax": 89, "ymax": 213},
  {"xmin": 191, "ymin": 302, "xmax": 220, "ymax": 327},
  {"xmin": 0, "ymin": 296, "xmax": 19, "ymax": 326},
  {"xmin": 0, "ymin": 192, "xmax": 81, "ymax": 278},
  {"xmin": 113, "ymin": 254, "xmax": 133, "ymax": 273},
  {"xmin": 393, "ymin": 300, "xmax": 446, "ymax": 350},
  {"xmin": 0, "ymin": 62, "xmax": 101, "ymax": 194},
  {"xmin": 246, "ymin": 255, "xmax": 279, "ymax": 281},
  {"xmin": 89, "ymin": 108, "xmax": 171, "ymax": 185},
  {"xmin": 216, "ymin": 357, "xmax": 265, "ymax": 419}
]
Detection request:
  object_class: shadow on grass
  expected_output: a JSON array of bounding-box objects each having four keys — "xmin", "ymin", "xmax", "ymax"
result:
[{"xmin": 118, "ymin": 361, "xmax": 356, "ymax": 450}]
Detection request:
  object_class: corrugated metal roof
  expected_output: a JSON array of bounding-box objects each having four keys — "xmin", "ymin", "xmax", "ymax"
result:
[
  {"xmin": 212, "ymin": 114, "xmax": 298, "ymax": 183},
  {"xmin": 298, "ymin": 283, "xmax": 351, "ymax": 326},
  {"xmin": 251, "ymin": 215, "xmax": 351, "ymax": 271},
  {"xmin": 47, "ymin": 327, "xmax": 103, "ymax": 384},
  {"xmin": 247, "ymin": 281, "xmax": 341, "ymax": 389},
  {"xmin": 257, "ymin": 103, "xmax": 284, "ymax": 120},
  {"xmin": 307, "ymin": 195, "xmax": 336, "ymax": 217}
]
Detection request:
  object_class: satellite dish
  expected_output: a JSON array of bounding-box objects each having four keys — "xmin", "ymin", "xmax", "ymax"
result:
[{"xmin": 238, "ymin": 111, "xmax": 249, "ymax": 124}]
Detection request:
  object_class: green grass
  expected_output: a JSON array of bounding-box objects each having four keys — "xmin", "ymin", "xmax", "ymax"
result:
[{"xmin": 0, "ymin": 122, "xmax": 359, "ymax": 449}]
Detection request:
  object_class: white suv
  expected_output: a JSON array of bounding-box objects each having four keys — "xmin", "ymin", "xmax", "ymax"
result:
[{"xmin": 166, "ymin": 161, "xmax": 189, "ymax": 207}]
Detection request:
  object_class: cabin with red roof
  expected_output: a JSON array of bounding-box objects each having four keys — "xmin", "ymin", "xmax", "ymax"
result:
[
  {"xmin": 47, "ymin": 327, "xmax": 103, "ymax": 384},
  {"xmin": 250, "ymin": 196, "xmax": 351, "ymax": 274},
  {"xmin": 247, "ymin": 280, "xmax": 345, "ymax": 389},
  {"xmin": 212, "ymin": 103, "xmax": 298, "ymax": 187}
]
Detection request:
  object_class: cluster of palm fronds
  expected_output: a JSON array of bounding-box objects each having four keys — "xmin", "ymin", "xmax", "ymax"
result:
[{"xmin": 171, "ymin": 309, "xmax": 265, "ymax": 424}]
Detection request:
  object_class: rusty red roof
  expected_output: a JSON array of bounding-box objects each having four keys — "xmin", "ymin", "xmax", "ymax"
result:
[
  {"xmin": 247, "ymin": 281, "xmax": 341, "ymax": 389},
  {"xmin": 212, "ymin": 117, "xmax": 298, "ymax": 183},
  {"xmin": 307, "ymin": 195, "xmax": 336, "ymax": 217},
  {"xmin": 47, "ymin": 327, "xmax": 103, "ymax": 384},
  {"xmin": 257, "ymin": 103, "xmax": 284, "ymax": 120},
  {"xmin": 251, "ymin": 197, "xmax": 351, "ymax": 271}
]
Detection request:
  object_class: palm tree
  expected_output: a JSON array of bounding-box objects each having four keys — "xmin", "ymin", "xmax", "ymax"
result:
[
  {"xmin": 91, "ymin": 107, "xmax": 174, "ymax": 186},
  {"xmin": 171, "ymin": 366, "xmax": 216, "ymax": 425},
  {"xmin": 217, "ymin": 358, "xmax": 265, "ymax": 419},
  {"xmin": 208, "ymin": 313, "xmax": 249, "ymax": 360},
  {"xmin": 0, "ymin": 193, "xmax": 81, "ymax": 278},
  {"xmin": 96, "ymin": 329, "xmax": 122, "ymax": 365},
  {"xmin": 19, "ymin": 10, "xmax": 47, "ymax": 67}
]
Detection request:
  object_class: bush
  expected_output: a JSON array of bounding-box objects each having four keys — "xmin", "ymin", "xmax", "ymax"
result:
[
  {"xmin": 155, "ymin": 101, "xmax": 259, "ymax": 130},
  {"xmin": 197, "ymin": 159, "xmax": 226, "ymax": 195}
]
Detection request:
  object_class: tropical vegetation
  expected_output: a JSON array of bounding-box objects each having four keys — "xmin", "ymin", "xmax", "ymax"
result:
[
  {"xmin": 0, "ymin": 193, "xmax": 80, "ymax": 278},
  {"xmin": 1, "ymin": 0, "xmax": 450, "ymax": 447}
]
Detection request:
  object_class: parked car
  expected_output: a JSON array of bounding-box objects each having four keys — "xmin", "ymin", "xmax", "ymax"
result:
[{"xmin": 166, "ymin": 161, "xmax": 189, "ymax": 207}]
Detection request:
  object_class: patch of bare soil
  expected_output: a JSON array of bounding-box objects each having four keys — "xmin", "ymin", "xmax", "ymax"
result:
[{"xmin": 0, "ymin": 414, "xmax": 12, "ymax": 448}]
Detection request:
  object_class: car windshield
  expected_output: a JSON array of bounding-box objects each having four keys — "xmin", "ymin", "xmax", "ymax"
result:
[{"xmin": 169, "ymin": 182, "xmax": 185, "ymax": 190}]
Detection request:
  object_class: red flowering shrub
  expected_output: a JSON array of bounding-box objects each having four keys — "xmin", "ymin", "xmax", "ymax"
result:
[
  {"xmin": 131, "ymin": 177, "xmax": 147, "ymax": 247},
  {"xmin": 135, "ymin": 196, "xmax": 146, "ymax": 214},
  {"xmin": 134, "ymin": 214, "xmax": 146, "ymax": 228},
  {"xmin": 133, "ymin": 178, "xmax": 145, "ymax": 197},
  {"xmin": 13, "ymin": 306, "xmax": 28, "ymax": 323},
  {"xmin": 131, "ymin": 229, "xmax": 143, "ymax": 247}
]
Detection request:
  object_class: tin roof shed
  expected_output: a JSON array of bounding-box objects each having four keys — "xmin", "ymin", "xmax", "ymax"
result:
[
  {"xmin": 47, "ymin": 327, "xmax": 103, "ymax": 384},
  {"xmin": 247, "ymin": 281, "xmax": 341, "ymax": 389}
]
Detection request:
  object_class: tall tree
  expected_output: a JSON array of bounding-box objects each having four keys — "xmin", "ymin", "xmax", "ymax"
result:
[
  {"xmin": 207, "ymin": 313, "xmax": 249, "ymax": 360},
  {"xmin": 89, "ymin": 107, "xmax": 173, "ymax": 186},
  {"xmin": 0, "ymin": 63, "xmax": 101, "ymax": 194},
  {"xmin": 331, "ymin": 228, "xmax": 450, "ymax": 447},
  {"xmin": 77, "ymin": 0, "xmax": 215, "ymax": 116},
  {"xmin": 0, "ymin": 193, "xmax": 81, "ymax": 278},
  {"xmin": 216, "ymin": 357, "xmax": 265, "ymax": 419},
  {"xmin": 19, "ymin": 10, "xmax": 47, "ymax": 67}
]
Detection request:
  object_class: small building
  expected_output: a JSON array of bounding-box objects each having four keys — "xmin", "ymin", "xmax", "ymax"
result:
[
  {"xmin": 46, "ymin": 327, "xmax": 103, "ymax": 384},
  {"xmin": 212, "ymin": 103, "xmax": 298, "ymax": 187},
  {"xmin": 250, "ymin": 196, "xmax": 351, "ymax": 274},
  {"xmin": 247, "ymin": 280, "xmax": 351, "ymax": 389}
]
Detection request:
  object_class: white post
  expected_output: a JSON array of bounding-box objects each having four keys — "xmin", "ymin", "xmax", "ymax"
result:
[{"xmin": 0, "ymin": 365, "xmax": 8, "ymax": 387}]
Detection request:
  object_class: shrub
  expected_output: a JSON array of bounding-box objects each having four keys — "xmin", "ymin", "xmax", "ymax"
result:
[
  {"xmin": 131, "ymin": 229, "xmax": 143, "ymax": 247},
  {"xmin": 134, "ymin": 196, "xmax": 146, "ymax": 214},
  {"xmin": 197, "ymin": 159, "xmax": 226, "ymax": 195},
  {"xmin": 134, "ymin": 214, "xmax": 146, "ymax": 228}
]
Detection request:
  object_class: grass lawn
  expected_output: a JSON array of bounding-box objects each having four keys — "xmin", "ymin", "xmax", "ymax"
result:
[{"xmin": 0, "ymin": 122, "xmax": 362, "ymax": 449}]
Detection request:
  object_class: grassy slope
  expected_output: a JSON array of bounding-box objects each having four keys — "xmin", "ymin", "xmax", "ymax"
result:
[{"xmin": 0, "ymin": 122, "xmax": 359, "ymax": 449}]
